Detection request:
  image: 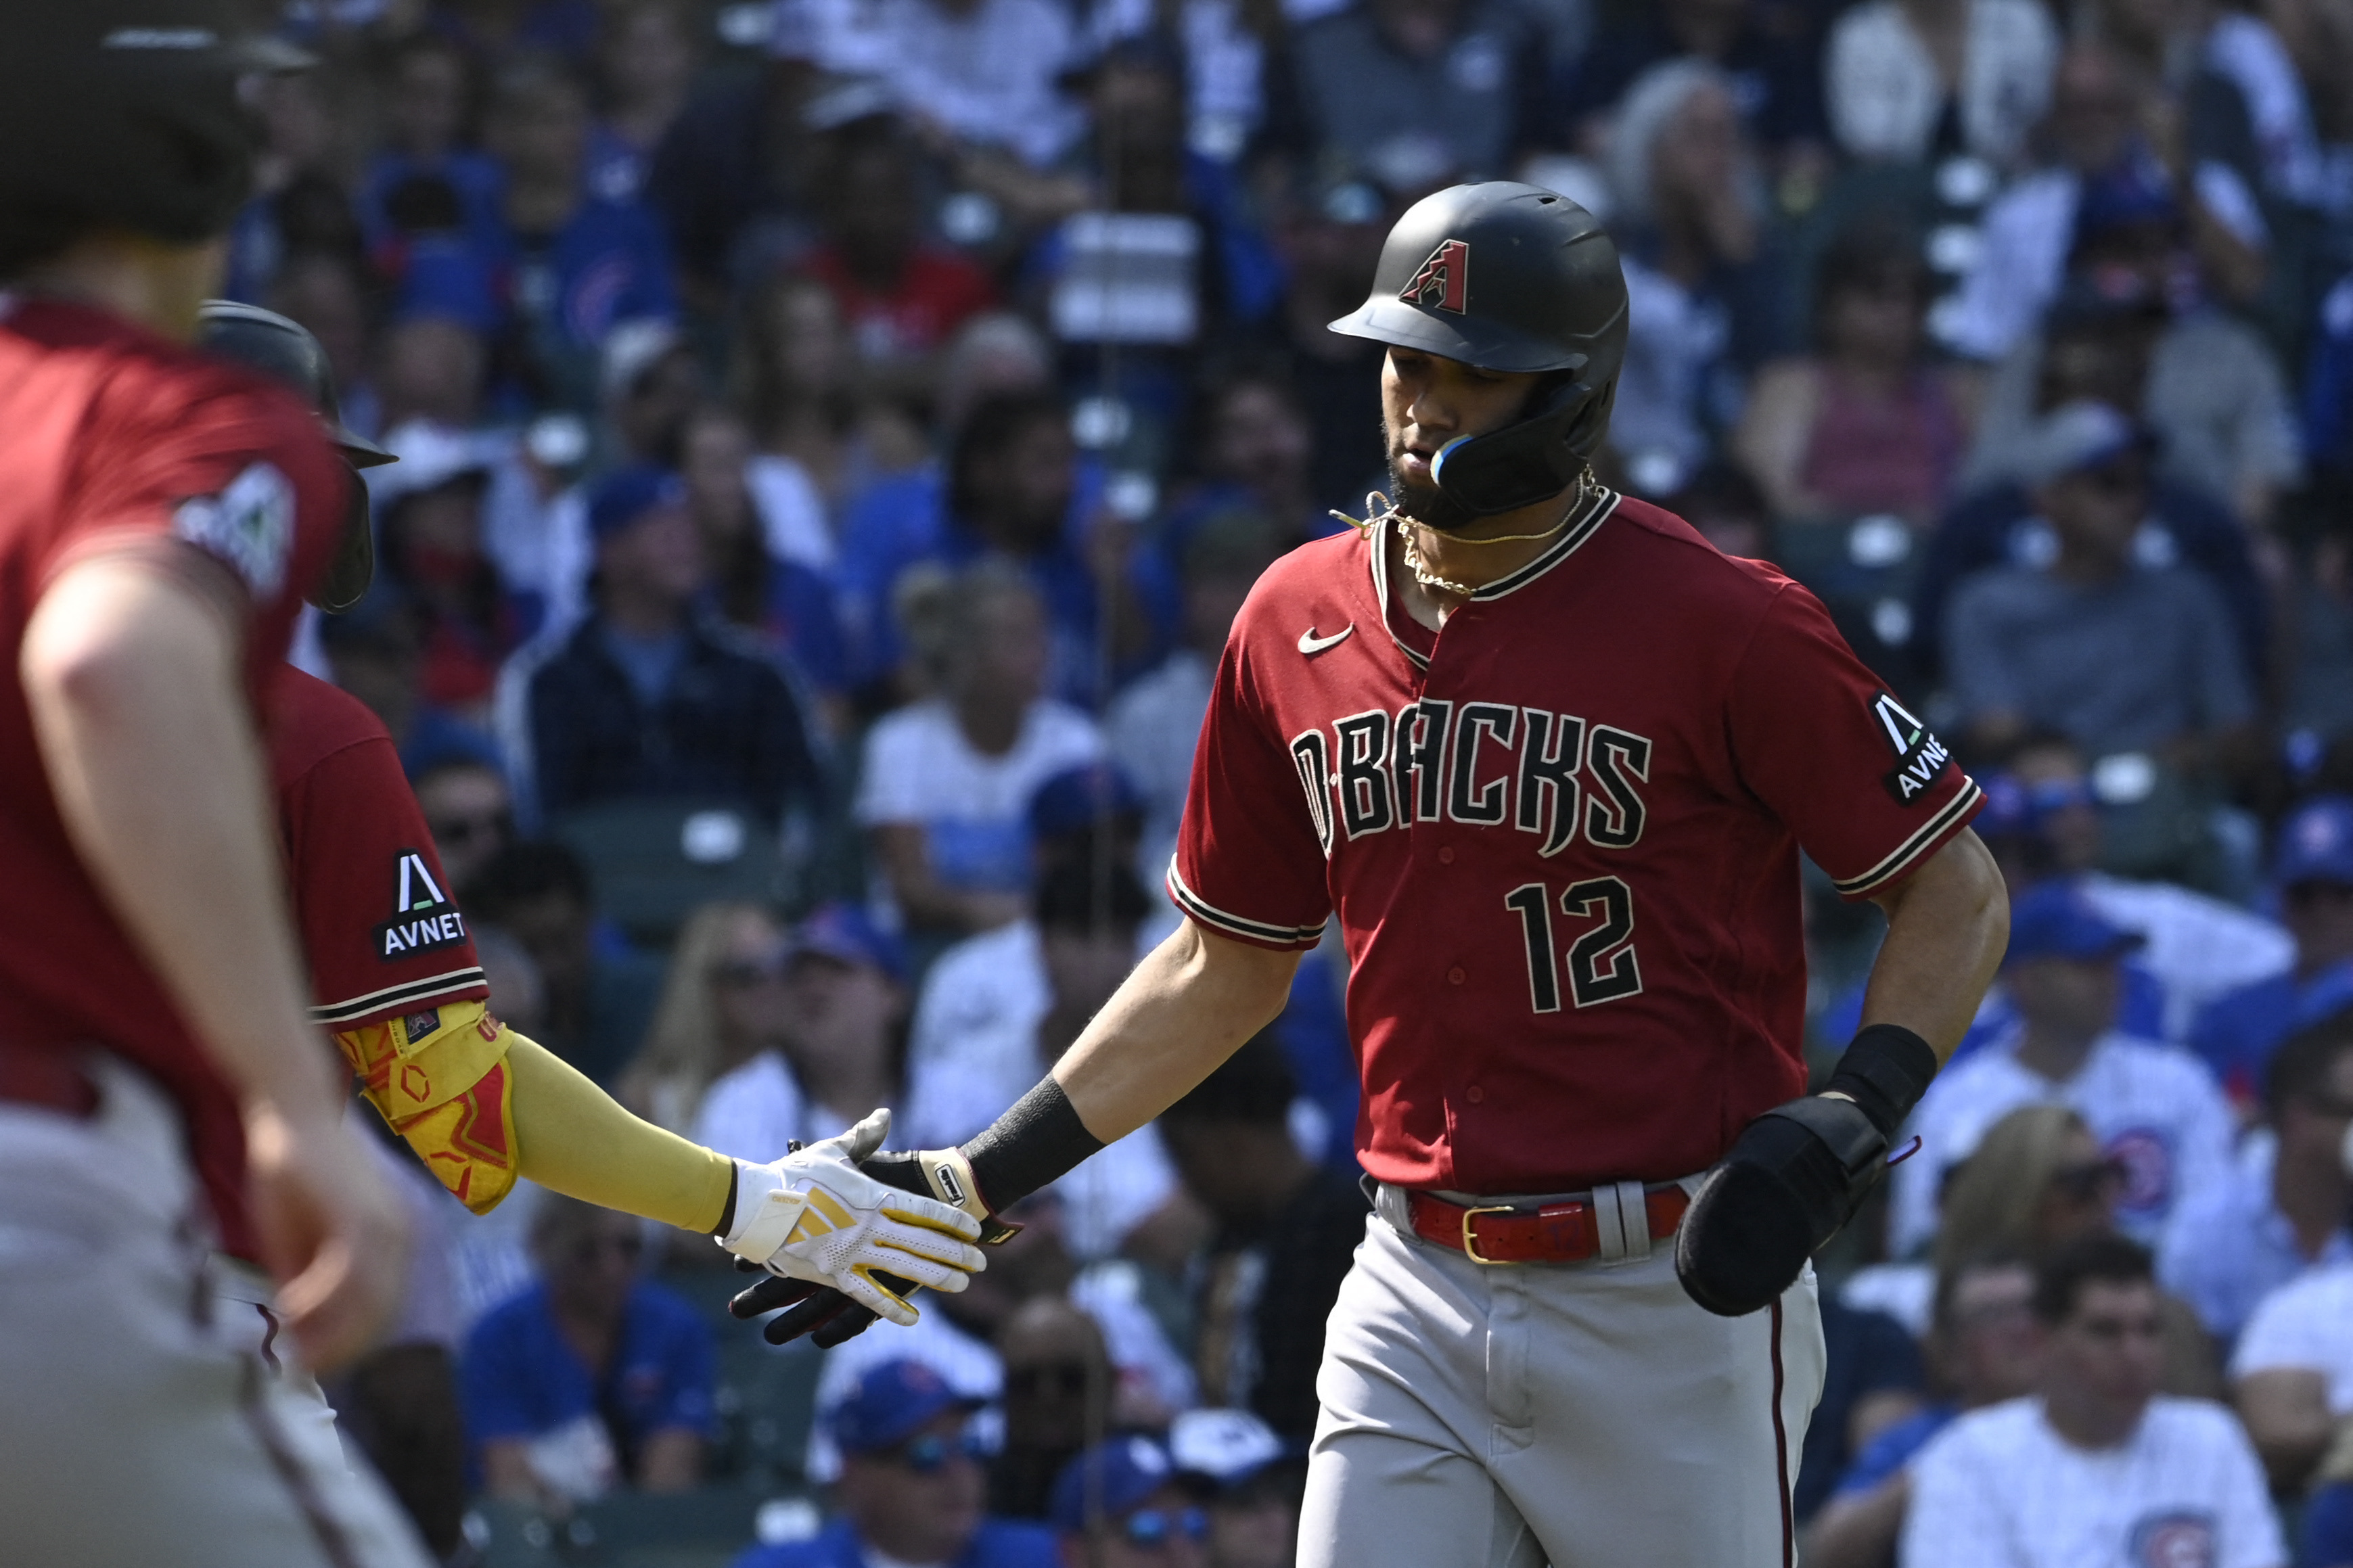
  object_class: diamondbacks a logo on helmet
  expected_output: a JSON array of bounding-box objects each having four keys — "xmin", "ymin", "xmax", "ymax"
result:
[{"xmin": 1400, "ymin": 239, "xmax": 1470, "ymax": 313}]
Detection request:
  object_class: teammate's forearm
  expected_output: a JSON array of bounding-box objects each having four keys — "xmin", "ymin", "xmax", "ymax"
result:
[
  {"xmin": 1859, "ymin": 829, "xmax": 2009, "ymax": 1061},
  {"xmin": 506, "ymin": 1038, "xmax": 736, "ymax": 1232},
  {"xmin": 22, "ymin": 555, "xmax": 337, "ymax": 1119},
  {"xmin": 1047, "ymin": 917, "xmax": 1302, "ymax": 1143}
]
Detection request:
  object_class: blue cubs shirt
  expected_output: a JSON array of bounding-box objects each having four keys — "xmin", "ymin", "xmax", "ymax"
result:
[{"xmin": 461, "ymin": 1279, "xmax": 716, "ymax": 1460}]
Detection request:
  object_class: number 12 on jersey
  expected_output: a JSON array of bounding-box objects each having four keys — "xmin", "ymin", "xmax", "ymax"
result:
[{"xmin": 1505, "ymin": 878, "xmax": 1642, "ymax": 1013}]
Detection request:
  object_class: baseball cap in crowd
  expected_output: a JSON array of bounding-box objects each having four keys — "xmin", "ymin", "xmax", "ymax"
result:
[
  {"xmin": 587, "ymin": 463, "xmax": 689, "ymax": 541},
  {"xmin": 2003, "ymin": 881, "xmax": 2144, "ymax": 967},
  {"xmin": 789, "ymin": 900, "xmax": 907, "ymax": 982},
  {"xmin": 1051, "ymin": 1435, "xmax": 1183, "ymax": 1531},
  {"xmin": 827, "ymin": 1360, "xmax": 980, "ymax": 1457},
  {"xmin": 2014, "ymin": 400, "xmax": 2153, "ymax": 489},
  {"xmin": 2273, "ymin": 795, "xmax": 2353, "ymax": 889},
  {"xmin": 1169, "ymin": 1408, "xmax": 1296, "ymax": 1493},
  {"xmin": 1028, "ymin": 762, "xmax": 1145, "ymax": 843}
]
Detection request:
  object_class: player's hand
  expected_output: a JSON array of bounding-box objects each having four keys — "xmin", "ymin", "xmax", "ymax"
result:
[
  {"xmin": 1674, "ymin": 1093, "xmax": 1886, "ymax": 1318},
  {"xmin": 729, "ymin": 1265, "xmax": 885, "ymax": 1347},
  {"xmin": 243, "ymin": 1101, "xmax": 412, "ymax": 1375},
  {"xmin": 715, "ymin": 1108, "xmax": 987, "ymax": 1327}
]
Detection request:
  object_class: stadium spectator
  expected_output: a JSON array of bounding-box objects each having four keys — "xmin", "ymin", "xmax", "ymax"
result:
[
  {"xmin": 1941, "ymin": 401, "xmax": 2258, "ymax": 766},
  {"xmin": 412, "ymin": 749, "xmax": 516, "ymax": 892},
  {"xmin": 1823, "ymin": 0, "xmax": 2058, "ymax": 170},
  {"xmin": 804, "ymin": 118, "xmax": 999, "ymax": 382},
  {"xmin": 601, "ymin": 315, "xmax": 705, "ymax": 469},
  {"xmin": 463, "ymin": 1195, "xmax": 715, "ymax": 1506},
  {"xmin": 2281, "ymin": 502, "xmax": 2353, "ymax": 768},
  {"xmin": 2191, "ymin": 796, "xmax": 2353, "ymax": 1101},
  {"xmin": 1110, "ymin": 509, "xmax": 1283, "ymax": 890},
  {"xmin": 905, "ymin": 854, "xmax": 1187, "ymax": 1265},
  {"xmin": 1892, "ymin": 881, "xmax": 2235, "ymax": 1256},
  {"xmin": 267, "ymin": 250, "xmax": 383, "ymax": 442},
  {"xmin": 994, "ymin": 1296, "xmax": 1122, "ymax": 1520},
  {"xmin": 480, "ymin": 54, "xmax": 679, "ymax": 409},
  {"xmin": 2232, "ymin": 1253, "xmax": 2353, "ymax": 1493},
  {"xmin": 1605, "ymin": 58, "xmax": 1789, "ymax": 497},
  {"xmin": 857, "ymin": 563, "xmax": 1103, "ymax": 936},
  {"xmin": 690, "ymin": 902, "xmax": 910, "ymax": 1162},
  {"xmin": 1803, "ymin": 1256, "xmax": 2042, "ymax": 1568},
  {"xmin": 463, "ymin": 840, "xmax": 666, "ymax": 1085},
  {"xmin": 793, "ymin": 0, "xmax": 1088, "ymax": 168},
  {"xmin": 587, "ymin": 0, "xmax": 699, "ymax": 203},
  {"xmin": 317, "ymin": 582, "xmax": 495, "ymax": 776},
  {"xmin": 505, "ymin": 463, "xmax": 823, "ymax": 827},
  {"xmin": 1051, "ymin": 1434, "xmax": 1210, "ymax": 1568},
  {"xmin": 1166, "ymin": 1409, "xmax": 1303, "ymax": 1568},
  {"xmin": 1735, "ymin": 219, "xmax": 1978, "ymax": 528},
  {"xmin": 1158, "ymin": 1034, "xmax": 1368, "ymax": 1441},
  {"xmin": 619, "ymin": 902, "xmax": 795, "ymax": 1132},
  {"xmin": 736, "ymin": 273, "xmax": 929, "ymax": 535},
  {"xmin": 834, "ymin": 392, "xmax": 1157, "ymax": 704},
  {"xmin": 1937, "ymin": 42, "xmax": 2266, "ymax": 365},
  {"xmin": 734, "ymin": 1360, "xmax": 1057, "ymax": 1568},
  {"xmin": 1277, "ymin": 0, "xmax": 1541, "ymax": 197},
  {"xmin": 375, "ymin": 426, "xmax": 521, "ymax": 720},
  {"xmin": 2162, "ymin": 1013, "xmax": 2353, "ymax": 1343},
  {"xmin": 1162, "ymin": 364, "xmax": 1340, "ymax": 555},
  {"xmin": 1560, "ymin": 0, "xmax": 1829, "ymax": 162},
  {"xmin": 1900, "ymin": 1234, "xmax": 2283, "ymax": 1568},
  {"xmin": 680, "ymin": 403, "xmax": 850, "ymax": 714},
  {"xmin": 361, "ymin": 37, "xmax": 503, "ymax": 258},
  {"xmin": 1264, "ymin": 179, "xmax": 1390, "ymax": 513}
]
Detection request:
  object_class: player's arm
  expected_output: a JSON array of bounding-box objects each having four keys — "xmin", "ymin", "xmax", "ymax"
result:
[
  {"xmin": 733, "ymin": 916, "xmax": 1302, "ymax": 1343},
  {"xmin": 1857, "ymin": 827, "xmax": 2010, "ymax": 1057},
  {"xmin": 340, "ymin": 1003, "xmax": 984, "ymax": 1323},
  {"xmin": 22, "ymin": 549, "xmax": 408, "ymax": 1370}
]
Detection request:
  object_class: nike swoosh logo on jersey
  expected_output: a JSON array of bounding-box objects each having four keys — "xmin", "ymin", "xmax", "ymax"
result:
[{"xmin": 1298, "ymin": 624, "xmax": 1355, "ymax": 655}]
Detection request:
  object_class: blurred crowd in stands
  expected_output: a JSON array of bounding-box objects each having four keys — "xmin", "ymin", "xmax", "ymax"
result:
[{"xmin": 237, "ymin": 0, "xmax": 2353, "ymax": 1563}]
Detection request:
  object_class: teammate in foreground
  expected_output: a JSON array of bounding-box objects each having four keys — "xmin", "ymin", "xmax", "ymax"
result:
[
  {"xmin": 0, "ymin": 8, "xmax": 423, "ymax": 1563},
  {"xmin": 199, "ymin": 301, "xmax": 985, "ymax": 1337},
  {"xmin": 742, "ymin": 183, "xmax": 2009, "ymax": 1565}
]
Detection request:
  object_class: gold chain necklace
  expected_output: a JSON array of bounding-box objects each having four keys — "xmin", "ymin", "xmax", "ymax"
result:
[{"xmin": 1335, "ymin": 476, "xmax": 1589, "ymax": 601}]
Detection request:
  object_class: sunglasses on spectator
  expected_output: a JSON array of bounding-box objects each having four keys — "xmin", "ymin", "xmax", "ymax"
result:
[
  {"xmin": 889, "ymin": 1429, "xmax": 988, "ymax": 1475},
  {"xmin": 1005, "ymin": 1362, "xmax": 1096, "ymax": 1398},
  {"xmin": 2049, "ymin": 1158, "xmax": 2128, "ymax": 1201},
  {"xmin": 428, "ymin": 809, "xmax": 511, "ymax": 848},
  {"xmin": 1116, "ymin": 1507, "xmax": 1209, "ymax": 1549},
  {"xmin": 710, "ymin": 954, "xmax": 792, "ymax": 989}
]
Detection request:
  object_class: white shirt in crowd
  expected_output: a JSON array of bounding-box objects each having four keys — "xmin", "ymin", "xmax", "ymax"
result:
[
  {"xmin": 2161, "ymin": 1134, "xmax": 2353, "ymax": 1345},
  {"xmin": 2076, "ymin": 873, "xmax": 2295, "ymax": 1046},
  {"xmin": 689, "ymin": 1051, "xmax": 852, "ymax": 1166},
  {"xmin": 1901, "ymin": 1396, "xmax": 2285, "ymax": 1568},
  {"xmin": 1825, "ymin": 0, "xmax": 2057, "ymax": 169},
  {"xmin": 856, "ymin": 697, "xmax": 1102, "ymax": 902},
  {"xmin": 2230, "ymin": 1260, "xmax": 2353, "ymax": 1419},
  {"xmin": 905, "ymin": 919, "xmax": 1180, "ymax": 1262},
  {"xmin": 1891, "ymin": 1028, "xmax": 2237, "ymax": 1258}
]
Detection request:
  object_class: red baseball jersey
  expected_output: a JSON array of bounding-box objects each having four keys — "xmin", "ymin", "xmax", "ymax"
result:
[
  {"xmin": 0, "ymin": 296, "xmax": 348, "ymax": 1263},
  {"xmin": 1170, "ymin": 488, "xmax": 1982, "ymax": 1196},
  {"xmin": 265, "ymin": 665, "xmax": 489, "ymax": 1032}
]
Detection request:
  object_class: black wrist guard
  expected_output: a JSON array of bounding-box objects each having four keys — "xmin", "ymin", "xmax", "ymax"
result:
[
  {"xmin": 1675, "ymin": 1094, "xmax": 1892, "ymax": 1318},
  {"xmin": 864, "ymin": 1148, "xmax": 1022, "ymax": 1245},
  {"xmin": 963, "ymin": 1077, "xmax": 1105, "ymax": 1213},
  {"xmin": 1825, "ymin": 1023, "xmax": 1940, "ymax": 1138}
]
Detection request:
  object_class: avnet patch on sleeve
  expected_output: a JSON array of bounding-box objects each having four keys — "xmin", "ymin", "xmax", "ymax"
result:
[
  {"xmin": 1870, "ymin": 691, "xmax": 1955, "ymax": 806},
  {"xmin": 375, "ymin": 850, "xmax": 469, "ymax": 960},
  {"xmin": 170, "ymin": 459, "xmax": 294, "ymax": 597}
]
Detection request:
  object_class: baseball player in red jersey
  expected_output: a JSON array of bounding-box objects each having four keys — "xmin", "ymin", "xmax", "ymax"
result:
[
  {"xmin": 196, "ymin": 302, "xmax": 988, "ymax": 1384},
  {"xmin": 738, "ymin": 183, "xmax": 2012, "ymax": 1565},
  {"xmin": 0, "ymin": 7, "xmax": 428, "ymax": 1563}
]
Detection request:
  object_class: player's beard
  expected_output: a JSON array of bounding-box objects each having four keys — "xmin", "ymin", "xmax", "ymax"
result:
[{"xmin": 1385, "ymin": 449, "xmax": 1486, "ymax": 536}]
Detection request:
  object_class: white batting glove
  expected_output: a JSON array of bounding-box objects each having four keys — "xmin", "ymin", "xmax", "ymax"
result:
[{"xmin": 716, "ymin": 1108, "xmax": 987, "ymax": 1327}]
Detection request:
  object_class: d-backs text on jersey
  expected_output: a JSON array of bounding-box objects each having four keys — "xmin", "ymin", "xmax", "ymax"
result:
[{"xmin": 1289, "ymin": 699, "xmax": 1651, "ymax": 856}]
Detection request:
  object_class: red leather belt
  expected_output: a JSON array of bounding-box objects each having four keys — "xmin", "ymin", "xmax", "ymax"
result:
[
  {"xmin": 1408, "ymin": 1182, "xmax": 1691, "ymax": 1264},
  {"xmin": 0, "ymin": 1043, "xmax": 99, "ymax": 1119}
]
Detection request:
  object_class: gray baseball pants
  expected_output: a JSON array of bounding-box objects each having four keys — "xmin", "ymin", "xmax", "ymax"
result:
[
  {"xmin": 1298, "ymin": 1183, "xmax": 1826, "ymax": 1568},
  {"xmin": 0, "ymin": 1056, "xmax": 432, "ymax": 1568}
]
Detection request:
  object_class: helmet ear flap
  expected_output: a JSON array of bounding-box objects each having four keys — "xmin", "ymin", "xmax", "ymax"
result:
[{"xmin": 1430, "ymin": 377, "xmax": 1609, "ymax": 517}]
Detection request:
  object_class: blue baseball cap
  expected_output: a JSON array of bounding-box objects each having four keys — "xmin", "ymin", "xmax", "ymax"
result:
[
  {"xmin": 1027, "ymin": 762, "xmax": 1144, "ymax": 842},
  {"xmin": 790, "ymin": 901, "xmax": 907, "ymax": 982},
  {"xmin": 2275, "ymin": 795, "xmax": 2353, "ymax": 888},
  {"xmin": 1051, "ymin": 1435, "xmax": 1179, "ymax": 1530},
  {"xmin": 2003, "ymin": 881, "xmax": 2143, "ymax": 967},
  {"xmin": 587, "ymin": 463, "xmax": 688, "ymax": 541},
  {"xmin": 826, "ymin": 1360, "xmax": 978, "ymax": 1456}
]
